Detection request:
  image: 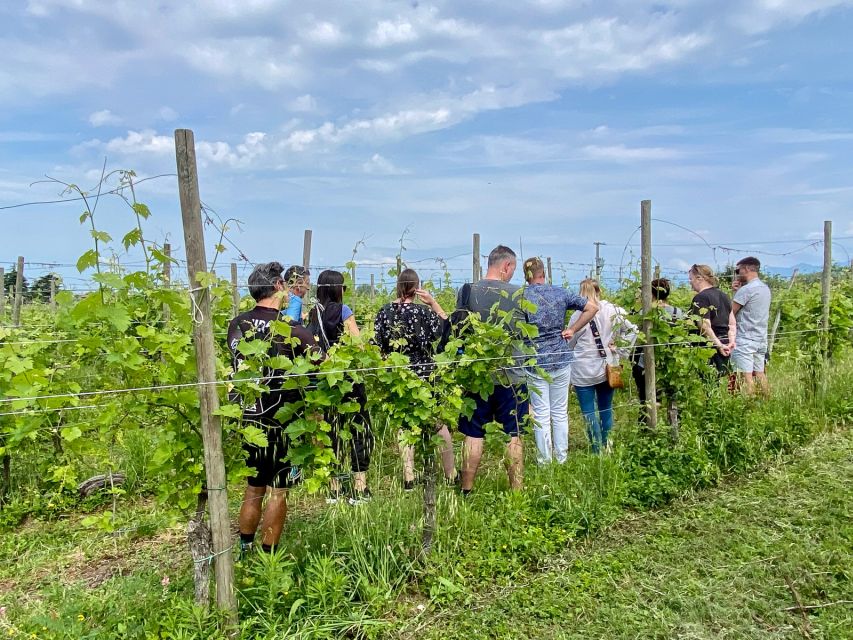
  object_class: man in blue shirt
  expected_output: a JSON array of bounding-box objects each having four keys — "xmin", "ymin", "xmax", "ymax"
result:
[
  {"xmin": 731, "ymin": 256, "xmax": 772, "ymax": 396},
  {"xmin": 282, "ymin": 265, "xmax": 310, "ymax": 324}
]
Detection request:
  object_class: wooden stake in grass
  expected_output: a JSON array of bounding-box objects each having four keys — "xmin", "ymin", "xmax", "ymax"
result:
[
  {"xmin": 230, "ymin": 262, "xmax": 240, "ymax": 317},
  {"xmin": 0, "ymin": 266, "xmax": 6, "ymax": 320},
  {"xmin": 174, "ymin": 128, "xmax": 237, "ymax": 624},
  {"xmin": 821, "ymin": 220, "xmax": 832, "ymax": 360},
  {"xmin": 302, "ymin": 229, "xmax": 312, "ymax": 272},
  {"xmin": 546, "ymin": 257, "xmax": 553, "ymax": 285},
  {"xmin": 473, "ymin": 233, "xmax": 481, "ymax": 283},
  {"xmin": 640, "ymin": 202, "xmax": 658, "ymax": 431},
  {"xmin": 13, "ymin": 256, "xmax": 24, "ymax": 327}
]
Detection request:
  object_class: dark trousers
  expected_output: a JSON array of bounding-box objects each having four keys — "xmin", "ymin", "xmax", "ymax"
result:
[{"xmin": 329, "ymin": 383, "xmax": 373, "ymax": 473}]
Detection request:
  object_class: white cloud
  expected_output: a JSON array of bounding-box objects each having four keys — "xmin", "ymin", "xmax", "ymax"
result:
[
  {"xmin": 369, "ymin": 19, "xmax": 418, "ymax": 47},
  {"xmin": 88, "ymin": 109, "xmax": 122, "ymax": 127},
  {"xmin": 302, "ymin": 21, "xmax": 344, "ymax": 45},
  {"xmin": 158, "ymin": 106, "xmax": 179, "ymax": 122},
  {"xmin": 104, "ymin": 130, "xmax": 173, "ymax": 155},
  {"xmin": 753, "ymin": 128, "xmax": 853, "ymax": 143},
  {"xmin": 288, "ymin": 94, "xmax": 317, "ymax": 112},
  {"xmin": 582, "ymin": 144, "xmax": 683, "ymax": 162},
  {"xmin": 362, "ymin": 153, "xmax": 408, "ymax": 175}
]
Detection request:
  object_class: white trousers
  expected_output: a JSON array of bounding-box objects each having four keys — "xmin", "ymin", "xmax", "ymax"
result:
[{"xmin": 527, "ymin": 365, "xmax": 572, "ymax": 464}]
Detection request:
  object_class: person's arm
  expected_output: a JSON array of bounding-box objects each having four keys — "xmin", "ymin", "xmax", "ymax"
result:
[
  {"xmin": 416, "ymin": 288, "xmax": 448, "ymax": 320},
  {"xmin": 732, "ymin": 301, "xmax": 743, "ymax": 315},
  {"xmin": 727, "ymin": 310, "xmax": 737, "ymax": 352},
  {"xmin": 344, "ymin": 315, "xmax": 361, "ymax": 338},
  {"xmin": 562, "ymin": 299, "xmax": 598, "ymax": 340},
  {"xmin": 699, "ymin": 318, "xmax": 729, "ymax": 354}
]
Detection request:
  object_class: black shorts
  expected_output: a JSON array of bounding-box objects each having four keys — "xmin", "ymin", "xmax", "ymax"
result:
[
  {"xmin": 458, "ymin": 384, "xmax": 529, "ymax": 439},
  {"xmin": 243, "ymin": 417, "xmax": 293, "ymax": 489}
]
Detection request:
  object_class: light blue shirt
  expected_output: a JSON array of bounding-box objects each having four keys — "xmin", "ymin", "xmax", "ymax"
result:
[{"xmin": 283, "ymin": 295, "xmax": 303, "ymax": 323}]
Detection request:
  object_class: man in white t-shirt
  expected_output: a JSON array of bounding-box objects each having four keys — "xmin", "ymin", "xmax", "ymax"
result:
[{"xmin": 731, "ymin": 256, "xmax": 772, "ymax": 396}]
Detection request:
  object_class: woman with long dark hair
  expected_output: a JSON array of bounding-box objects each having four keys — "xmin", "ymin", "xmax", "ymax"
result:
[
  {"xmin": 308, "ymin": 269, "xmax": 372, "ymax": 504},
  {"xmin": 374, "ymin": 269, "xmax": 458, "ymax": 490}
]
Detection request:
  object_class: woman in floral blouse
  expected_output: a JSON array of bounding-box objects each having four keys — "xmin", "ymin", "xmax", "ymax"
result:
[{"xmin": 374, "ymin": 269, "xmax": 459, "ymax": 490}]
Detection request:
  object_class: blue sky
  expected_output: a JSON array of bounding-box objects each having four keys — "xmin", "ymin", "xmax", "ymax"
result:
[{"xmin": 1, "ymin": 0, "xmax": 852, "ymax": 289}]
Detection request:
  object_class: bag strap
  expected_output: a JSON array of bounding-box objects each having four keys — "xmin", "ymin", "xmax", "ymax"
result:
[{"xmin": 589, "ymin": 318, "xmax": 608, "ymax": 359}]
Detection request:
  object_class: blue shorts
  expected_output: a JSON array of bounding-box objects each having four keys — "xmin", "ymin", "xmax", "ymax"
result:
[{"xmin": 458, "ymin": 384, "xmax": 529, "ymax": 439}]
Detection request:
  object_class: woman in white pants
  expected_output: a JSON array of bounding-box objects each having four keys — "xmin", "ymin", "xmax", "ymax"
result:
[{"xmin": 522, "ymin": 258, "xmax": 598, "ymax": 463}]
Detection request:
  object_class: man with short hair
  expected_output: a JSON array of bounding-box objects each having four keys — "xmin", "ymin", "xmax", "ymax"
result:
[
  {"xmin": 227, "ymin": 261, "xmax": 319, "ymax": 555},
  {"xmin": 731, "ymin": 256, "xmax": 772, "ymax": 396},
  {"xmin": 455, "ymin": 244, "xmax": 527, "ymax": 493},
  {"xmin": 282, "ymin": 265, "xmax": 310, "ymax": 324}
]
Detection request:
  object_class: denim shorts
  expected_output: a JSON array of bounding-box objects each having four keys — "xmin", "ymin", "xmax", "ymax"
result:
[{"xmin": 458, "ymin": 384, "xmax": 529, "ymax": 438}]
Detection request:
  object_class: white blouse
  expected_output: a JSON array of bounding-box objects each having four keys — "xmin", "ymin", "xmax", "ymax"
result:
[{"xmin": 568, "ymin": 300, "xmax": 638, "ymax": 387}]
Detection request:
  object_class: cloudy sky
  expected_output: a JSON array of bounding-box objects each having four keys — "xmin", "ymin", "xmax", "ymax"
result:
[{"xmin": 1, "ymin": 0, "xmax": 852, "ymax": 288}]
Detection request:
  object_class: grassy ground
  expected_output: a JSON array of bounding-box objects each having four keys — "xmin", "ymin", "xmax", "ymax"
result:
[{"xmin": 397, "ymin": 427, "xmax": 853, "ymax": 640}]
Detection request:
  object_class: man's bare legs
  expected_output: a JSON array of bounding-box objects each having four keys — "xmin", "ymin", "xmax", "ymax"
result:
[
  {"xmin": 754, "ymin": 371, "xmax": 770, "ymax": 398},
  {"xmin": 462, "ymin": 435, "xmax": 523, "ymax": 492},
  {"xmin": 402, "ymin": 425, "xmax": 457, "ymax": 484},
  {"xmin": 239, "ymin": 485, "xmax": 266, "ymax": 537},
  {"xmin": 259, "ymin": 488, "xmax": 287, "ymax": 547},
  {"xmin": 505, "ymin": 436, "xmax": 523, "ymax": 490},
  {"xmin": 739, "ymin": 372, "xmax": 756, "ymax": 395},
  {"xmin": 239, "ymin": 485, "xmax": 288, "ymax": 550},
  {"xmin": 461, "ymin": 436, "xmax": 483, "ymax": 491}
]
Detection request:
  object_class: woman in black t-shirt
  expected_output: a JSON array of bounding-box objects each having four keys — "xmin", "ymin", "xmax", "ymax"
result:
[
  {"xmin": 374, "ymin": 269, "xmax": 459, "ymax": 490},
  {"xmin": 688, "ymin": 264, "xmax": 736, "ymax": 374}
]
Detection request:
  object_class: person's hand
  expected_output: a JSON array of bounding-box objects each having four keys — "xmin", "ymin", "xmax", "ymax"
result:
[
  {"xmin": 718, "ymin": 343, "xmax": 731, "ymax": 357},
  {"xmin": 732, "ymin": 279, "xmax": 742, "ymax": 292},
  {"xmin": 561, "ymin": 327, "xmax": 574, "ymax": 341},
  {"xmin": 415, "ymin": 288, "xmax": 436, "ymax": 307}
]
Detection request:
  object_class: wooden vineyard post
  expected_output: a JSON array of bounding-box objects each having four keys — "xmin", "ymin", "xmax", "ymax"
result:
[
  {"xmin": 302, "ymin": 229, "xmax": 312, "ymax": 272},
  {"xmin": 0, "ymin": 267, "xmax": 5, "ymax": 320},
  {"xmin": 767, "ymin": 269, "xmax": 798, "ymax": 355},
  {"xmin": 473, "ymin": 233, "xmax": 481, "ymax": 283},
  {"xmin": 546, "ymin": 257, "xmax": 553, "ymax": 285},
  {"xmin": 640, "ymin": 202, "xmax": 658, "ymax": 431},
  {"xmin": 396, "ymin": 256, "xmax": 402, "ymax": 277},
  {"xmin": 821, "ymin": 220, "xmax": 832, "ymax": 360},
  {"xmin": 350, "ymin": 263, "xmax": 357, "ymax": 307},
  {"xmin": 653, "ymin": 264, "xmax": 661, "ymax": 281},
  {"xmin": 163, "ymin": 243, "xmax": 172, "ymax": 325},
  {"xmin": 13, "ymin": 256, "xmax": 24, "ymax": 327},
  {"xmin": 49, "ymin": 276, "xmax": 56, "ymax": 312},
  {"xmin": 370, "ymin": 273, "xmax": 375, "ymax": 304},
  {"xmin": 230, "ymin": 263, "xmax": 240, "ymax": 316},
  {"xmin": 174, "ymin": 129, "xmax": 238, "ymax": 623}
]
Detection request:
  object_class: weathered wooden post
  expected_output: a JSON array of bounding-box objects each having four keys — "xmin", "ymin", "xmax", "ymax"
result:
[
  {"xmin": 821, "ymin": 220, "xmax": 832, "ymax": 360},
  {"xmin": 13, "ymin": 257, "xmax": 24, "ymax": 327},
  {"xmin": 230, "ymin": 263, "xmax": 240, "ymax": 316},
  {"xmin": 0, "ymin": 267, "xmax": 6, "ymax": 320},
  {"xmin": 473, "ymin": 233, "xmax": 481, "ymax": 283},
  {"xmin": 302, "ymin": 230, "xmax": 312, "ymax": 272},
  {"xmin": 546, "ymin": 257, "xmax": 553, "ymax": 285},
  {"xmin": 396, "ymin": 256, "xmax": 402, "ymax": 277},
  {"xmin": 174, "ymin": 129, "xmax": 237, "ymax": 624},
  {"xmin": 163, "ymin": 243, "xmax": 172, "ymax": 324},
  {"xmin": 640, "ymin": 202, "xmax": 658, "ymax": 430},
  {"xmin": 370, "ymin": 273, "xmax": 375, "ymax": 304}
]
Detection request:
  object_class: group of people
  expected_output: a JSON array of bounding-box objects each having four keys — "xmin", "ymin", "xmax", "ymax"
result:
[{"xmin": 226, "ymin": 246, "xmax": 772, "ymax": 554}]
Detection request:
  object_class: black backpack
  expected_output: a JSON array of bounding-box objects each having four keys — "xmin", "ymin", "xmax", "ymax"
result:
[{"xmin": 306, "ymin": 301, "xmax": 345, "ymax": 353}]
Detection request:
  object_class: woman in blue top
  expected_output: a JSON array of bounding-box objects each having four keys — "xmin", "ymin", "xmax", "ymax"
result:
[
  {"xmin": 308, "ymin": 270, "xmax": 372, "ymax": 504},
  {"xmin": 522, "ymin": 258, "xmax": 598, "ymax": 464}
]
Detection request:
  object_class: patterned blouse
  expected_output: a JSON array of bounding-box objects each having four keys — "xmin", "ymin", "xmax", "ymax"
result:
[
  {"xmin": 374, "ymin": 302, "xmax": 446, "ymax": 379},
  {"xmin": 524, "ymin": 284, "xmax": 588, "ymax": 372}
]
